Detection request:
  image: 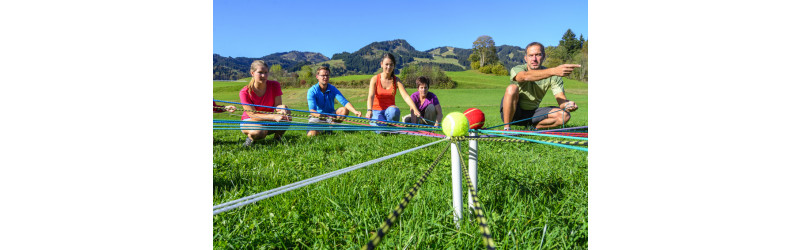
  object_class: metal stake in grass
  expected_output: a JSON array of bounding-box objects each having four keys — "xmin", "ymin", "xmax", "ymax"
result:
[
  {"xmin": 451, "ymin": 141, "xmax": 463, "ymax": 228},
  {"xmin": 467, "ymin": 132, "xmax": 478, "ymax": 212}
]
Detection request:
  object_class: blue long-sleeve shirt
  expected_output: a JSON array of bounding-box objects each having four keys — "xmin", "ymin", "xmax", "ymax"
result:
[{"xmin": 307, "ymin": 83, "xmax": 349, "ymax": 114}]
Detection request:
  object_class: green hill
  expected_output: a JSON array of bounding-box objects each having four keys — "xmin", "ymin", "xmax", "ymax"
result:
[
  {"xmin": 214, "ymin": 41, "xmax": 542, "ymax": 79},
  {"xmin": 213, "ymin": 51, "xmax": 329, "ymax": 80}
]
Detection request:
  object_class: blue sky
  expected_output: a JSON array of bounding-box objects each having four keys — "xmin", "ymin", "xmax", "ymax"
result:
[{"xmin": 214, "ymin": 0, "xmax": 587, "ymax": 58}]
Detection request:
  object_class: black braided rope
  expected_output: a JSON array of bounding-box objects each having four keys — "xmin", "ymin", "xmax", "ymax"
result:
[
  {"xmin": 362, "ymin": 144, "xmax": 451, "ymax": 250},
  {"xmin": 456, "ymin": 145, "xmax": 497, "ymax": 250},
  {"xmin": 220, "ymin": 107, "xmax": 437, "ymax": 129},
  {"xmin": 450, "ymin": 136, "xmax": 588, "ymax": 146}
]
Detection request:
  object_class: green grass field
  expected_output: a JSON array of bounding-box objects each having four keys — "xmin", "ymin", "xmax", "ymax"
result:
[
  {"xmin": 330, "ymin": 74, "xmax": 373, "ymax": 82},
  {"xmin": 411, "ymin": 56, "xmax": 466, "ymax": 70},
  {"xmin": 213, "ymin": 70, "xmax": 588, "ymax": 249}
]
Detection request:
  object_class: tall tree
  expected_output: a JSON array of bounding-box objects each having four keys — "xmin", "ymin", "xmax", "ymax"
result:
[
  {"xmin": 576, "ymin": 40, "xmax": 588, "ymax": 82},
  {"xmin": 544, "ymin": 46, "xmax": 567, "ymax": 68},
  {"xmin": 559, "ymin": 29, "xmax": 580, "ymax": 59},
  {"xmin": 470, "ymin": 35, "xmax": 499, "ymax": 68},
  {"xmin": 270, "ymin": 64, "xmax": 283, "ymax": 80}
]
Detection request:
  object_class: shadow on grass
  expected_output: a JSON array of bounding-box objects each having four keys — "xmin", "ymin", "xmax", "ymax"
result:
[
  {"xmin": 213, "ymin": 133, "xmax": 304, "ymax": 147},
  {"xmin": 479, "ymin": 161, "xmax": 568, "ymax": 214},
  {"xmin": 213, "ymin": 165, "xmax": 250, "ymax": 194}
]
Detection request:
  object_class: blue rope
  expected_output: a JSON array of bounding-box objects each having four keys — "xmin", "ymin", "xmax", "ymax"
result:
[
  {"xmin": 213, "ymin": 126, "xmax": 441, "ymax": 131},
  {"xmin": 490, "ymin": 133, "xmax": 588, "ymax": 152},
  {"xmin": 214, "ymin": 99, "xmax": 439, "ymax": 129},
  {"xmin": 216, "ymin": 119, "xmax": 366, "ymax": 127},
  {"xmin": 213, "ymin": 124, "xmax": 440, "ymax": 130},
  {"xmin": 418, "ymin": 117, "xmax": 438, "ymax": 125},
  {"xmin": 213, "ymin": 119, "xmax": 439, "ymax": 131},
  {"xmin": 486, "ymin": 107, "xmax": 570, "ymax": 130},
  {"xmin": 478, "ymin": 129, "xmax": 588, "ymax": 141}
]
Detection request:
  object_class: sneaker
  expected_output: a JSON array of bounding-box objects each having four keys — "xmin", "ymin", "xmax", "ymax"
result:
[{"xmin": 243, "ymin": 138, "xmax": 253, "ymax": 147}]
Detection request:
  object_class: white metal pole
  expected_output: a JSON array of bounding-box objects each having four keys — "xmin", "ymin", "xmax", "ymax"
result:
[
  {"xmin": 450, "ymin": 141, "xmax": 462, "ymax": 228},
  {"xmin": 468, "ymin": 132, "xmax": 478, "ymax": 211}
]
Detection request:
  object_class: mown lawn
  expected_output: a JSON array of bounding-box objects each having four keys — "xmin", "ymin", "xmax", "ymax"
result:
[{"xmin": 213, "ymin": 70, "xmax": 588, "ymax": 249}]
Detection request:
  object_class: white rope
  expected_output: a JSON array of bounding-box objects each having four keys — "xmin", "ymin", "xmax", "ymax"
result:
[{"xmin": 213, "ymin": 139, "xmax": 446, "ymax": 215}]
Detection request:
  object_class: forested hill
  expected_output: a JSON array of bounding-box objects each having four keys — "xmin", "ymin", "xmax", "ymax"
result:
[
  {"xmin": 212, "ymin": 40, "xmax": 528, "ymax": 80},
  {"xmin": 213, "ymin": 51, "xmax": 329, "ymax": 80},
  {"xmin": 330, "ymin": 39, "xmax": 433, "ymax": 75},
  {"xmin": 496, "ymin": 45, "xmax": 526, "ymax": 70},
  {"xmin": 424, "ymin": 46, "xmax": 473, "ymax": 69}
]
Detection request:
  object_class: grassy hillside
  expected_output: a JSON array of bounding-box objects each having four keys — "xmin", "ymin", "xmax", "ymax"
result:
[
  {"xmin": 316, "ymin": 59, "xmax": 345, "ymax": 69},
  {"xmin": 411, "ymin": 56, "xmax": 465, "ymax": 70},
  {"xmin": 329, "ymin": 74, "xmax": 372, "ymax": 82}
]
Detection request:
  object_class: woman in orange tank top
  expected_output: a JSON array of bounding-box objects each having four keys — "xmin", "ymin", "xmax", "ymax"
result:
[{"xmin": 365, "ymin": 53, "xmax": 422, "ymax": 127}]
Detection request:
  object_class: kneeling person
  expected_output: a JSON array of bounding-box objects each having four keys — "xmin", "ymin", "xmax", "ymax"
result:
[
  {"xmin": 402, "ymin": 76, "xmax": 442, "ymax": 127},
  {"xmin": 306, "ymin": 66, "xmax": 363, "ymax": 137},
  {"xmin": 240, "ymin": 60, "xmax": 292, "ymax": 147},
  {"xmin": 500, "ymin": 42, "xmax": 580, "ymax": 130}
]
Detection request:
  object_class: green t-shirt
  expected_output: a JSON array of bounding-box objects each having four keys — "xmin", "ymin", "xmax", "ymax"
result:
[{"xmin": 509, "ymin": 64, "xmax": 564, "ymax": 110}]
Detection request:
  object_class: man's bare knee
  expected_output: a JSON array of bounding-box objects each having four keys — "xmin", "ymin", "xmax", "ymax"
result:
[
  {"xmin": 336, "ymin": 107, "xmax": 348, "ymax": 116},
  {"xmin": 247, "ymin": 130, "xmax": 269, "ymax": 140},
  {"xmin": 505, "ymin": 84, "xmax": 519, "ymax": 97}
]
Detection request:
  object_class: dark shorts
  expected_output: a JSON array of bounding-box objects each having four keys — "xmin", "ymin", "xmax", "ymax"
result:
[{"xmin": 499, "ymin": 98, "xmax": 559, "ymax": 127}]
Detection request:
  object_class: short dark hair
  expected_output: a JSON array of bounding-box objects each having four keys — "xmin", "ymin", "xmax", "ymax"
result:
[
  {"xmin": 316, "ymin": 66, "xmax": 330, "ymax": 75},
  {"xmin": 525, "ymin": 42, "xmax": 545, "ymax": 53},
  {"xmin": 416, "ymin": 76, "xmax": 430, "ymax": 88}
]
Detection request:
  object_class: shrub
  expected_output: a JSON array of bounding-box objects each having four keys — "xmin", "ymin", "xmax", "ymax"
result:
[
  {"xmin": 478, "ymin": 65, "xmax": 493, "ymax": 74},
  {"xmin": 398, "ymin": 64, "xmax": 457, "ymax": 89},
  {"xmin": 491, "ymin": 63, "xmax": 508, "ymax": 76},
  {"xmin": 477, "ymin": 63, "xmax": 508, "ymax": 76}
]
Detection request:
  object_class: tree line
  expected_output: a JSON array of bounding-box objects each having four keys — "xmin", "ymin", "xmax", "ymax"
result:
[
  {"xmin": 213, "ymin": 33, "xmax": 588, "ymax": 83},
  {"xmin": 543, "ymin": 29, "xmax": 588, "ymax": 82},
  {"xmin": 466, "ymin": 30, "xmax": 588, "ymax": 82}
]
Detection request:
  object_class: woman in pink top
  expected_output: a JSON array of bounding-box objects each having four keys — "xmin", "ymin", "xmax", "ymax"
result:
[
  {"xmin": 365, "ymin": 53, "xmax": 421, "ymax": 127},
  {"xmin": 239, "ymin": 60, "xmax": 292, "ymax": 147}
]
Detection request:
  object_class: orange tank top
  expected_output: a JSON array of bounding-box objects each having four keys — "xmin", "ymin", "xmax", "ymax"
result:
[{"xmin": 371, "ymin": 74, "xmax": 397, "ymax": 110}]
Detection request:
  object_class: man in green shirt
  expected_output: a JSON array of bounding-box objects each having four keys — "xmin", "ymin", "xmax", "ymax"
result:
[{"xmin": 500, "ymin": 42, "xmax": 581, "ymax": 130}]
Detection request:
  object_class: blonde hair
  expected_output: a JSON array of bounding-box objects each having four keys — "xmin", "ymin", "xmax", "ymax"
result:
[{"xmin": 247, "ymin": 60, "xmax": 268, "ymax": 93}]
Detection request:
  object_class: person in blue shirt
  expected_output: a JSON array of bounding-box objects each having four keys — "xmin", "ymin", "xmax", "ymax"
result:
[{"xmin": 306, "ymin": 66, "xmax": 363, "ymax": 137}]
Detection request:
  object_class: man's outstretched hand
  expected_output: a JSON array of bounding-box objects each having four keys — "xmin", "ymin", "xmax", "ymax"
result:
[{"xmin": 552, "ymin": 64, "xmax": 581, "ymax": 77}]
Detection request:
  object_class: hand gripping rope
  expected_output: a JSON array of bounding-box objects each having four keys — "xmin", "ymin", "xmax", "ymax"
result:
[
  {"xmin": 485, "ymin": 107, "xmax": 571, "ymax": 130},
  {"xmin": 362, "ymin": 144, "xmax": 451, "ymax": 250}
]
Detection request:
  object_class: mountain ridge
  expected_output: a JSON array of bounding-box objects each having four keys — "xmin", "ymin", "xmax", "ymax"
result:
[{"xmin": 213, "ymin": 39, "xmax": 526, "ymax": 80}]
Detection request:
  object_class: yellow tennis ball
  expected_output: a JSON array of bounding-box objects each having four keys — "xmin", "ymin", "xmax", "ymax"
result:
[{"xmin": 442, "ymin": 112, "xmax": 469, "ymax": 137}]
